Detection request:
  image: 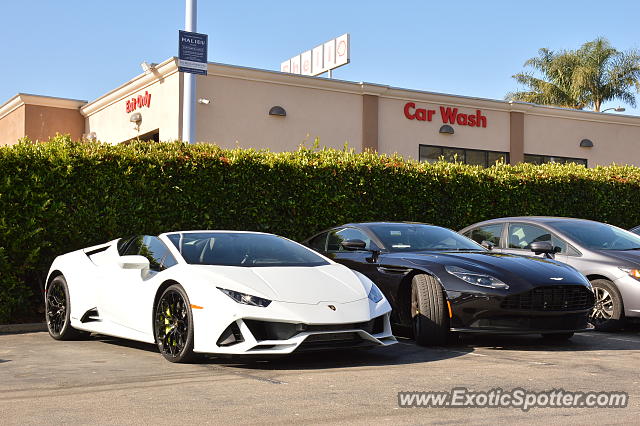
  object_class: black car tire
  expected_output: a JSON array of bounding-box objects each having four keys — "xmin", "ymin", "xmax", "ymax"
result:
[
  {"xmin": 541, "ymin": 332, "xmax": 574, "ymax": 341},
  {"xmin": 154, "ymin": 284, "xmax": 196, "ymax": 363},
  {"xmin": 411, "ymin": 274, "xmax": 449, "ymax": 346},
  {"xmin": 45, "ymin": 275, "xmax": 89, "ymax": 340},
  {"xmin": 589, "ymin": 279, "xmax": 624, "ymax": 331}
]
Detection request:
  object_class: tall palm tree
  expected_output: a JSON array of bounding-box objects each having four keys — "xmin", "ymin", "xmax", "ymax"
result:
[{"xmin": 507, "ymin": 38, "xmax": 640, "ymax": 112}]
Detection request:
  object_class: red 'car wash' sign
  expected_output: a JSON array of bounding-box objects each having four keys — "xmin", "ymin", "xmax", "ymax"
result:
[
  {"xmin": 126, "ymin": 91, "xmax": 152, "ymax": 113},
  {"xmin": 403, "ymin": 102, "xmax": 487, "ymax": 128}
]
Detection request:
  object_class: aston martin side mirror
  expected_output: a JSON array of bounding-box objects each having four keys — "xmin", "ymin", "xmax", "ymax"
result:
[{"xmin": 340, "ymin": 239, "xmax": 367, "ymax": 251}]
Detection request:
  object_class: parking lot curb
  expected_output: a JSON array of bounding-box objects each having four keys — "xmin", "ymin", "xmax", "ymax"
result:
[{"xmin": 0, "ymin": 322, "xmax": 47, "ymax": 334}]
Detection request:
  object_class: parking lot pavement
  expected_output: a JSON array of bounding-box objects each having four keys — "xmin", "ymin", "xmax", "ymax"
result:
[{"xmin": 1, "ymin": 330, "xmax": 640, "ymax": 425}]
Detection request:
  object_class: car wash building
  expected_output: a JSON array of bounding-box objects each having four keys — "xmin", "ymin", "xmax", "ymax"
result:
[{"xmin": 2, "ymin": 56, "xmax": 640, "ymax": 167}]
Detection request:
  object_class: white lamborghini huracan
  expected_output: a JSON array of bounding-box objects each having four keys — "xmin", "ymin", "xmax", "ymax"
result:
[{"xmin": 45, "ymin": 231, "xmax": 396, "ymax": 362}]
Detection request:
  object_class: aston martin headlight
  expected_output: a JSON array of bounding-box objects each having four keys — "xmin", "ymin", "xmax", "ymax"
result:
[
  {"xmin": 217, "ymin": 287, "xmax": 272, "ymax": 307},
  {"xmin": 445, "ymin": 266, "xmax": 509, "ymax": 290},
  {"xmin": 619, "ymin": 267, "xmax": 640, "ymax": 281},
  {"xmin": 368, "ymin": 283, "xmax": 384, "ymax": 303}
]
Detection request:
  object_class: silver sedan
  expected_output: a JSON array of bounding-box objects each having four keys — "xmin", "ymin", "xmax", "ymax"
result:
[{"xmin": 460, "ymin": 217, "xmax": 640, "ymax": 331}]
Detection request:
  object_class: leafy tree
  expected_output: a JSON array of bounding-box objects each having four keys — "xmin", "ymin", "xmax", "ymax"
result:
[{"xmin": 507, "ymin": 38, "xmax": 640, "ymax": 112}]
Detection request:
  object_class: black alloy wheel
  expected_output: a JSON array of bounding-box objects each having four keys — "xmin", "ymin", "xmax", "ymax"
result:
[
  {"xmin": 45, "ymin": 276, "xmax": 88, "ymax": 340},
  {"xmin": 154, "ymin": 284, "xmax": 195, "ymax": 363}
]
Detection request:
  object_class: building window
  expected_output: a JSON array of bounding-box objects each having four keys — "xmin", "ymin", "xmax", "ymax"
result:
[
  {"xmin": 524, "ymin": 154, "xmax": 587, "ymax": 166},
  {"xmin": 419, "ymin": 144, "xmax": 509, "ymax": 168}
]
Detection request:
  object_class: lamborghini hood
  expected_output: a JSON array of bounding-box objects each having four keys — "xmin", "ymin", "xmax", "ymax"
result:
[{"xmin": 192, "ymin": 263, "xmax": 369, "ymax": 304}]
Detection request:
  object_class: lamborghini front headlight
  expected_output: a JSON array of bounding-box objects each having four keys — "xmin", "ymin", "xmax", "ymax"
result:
[{"xmin": 217, "ymin": 287, "xmax": 272, "ymax": 307}]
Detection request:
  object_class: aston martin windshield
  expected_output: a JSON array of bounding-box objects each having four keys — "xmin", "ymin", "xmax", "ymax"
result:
[
  {"xmin": 368, "ymin": 224, "xmax": 485, "ymax": 252},
  {"xmin": 550, "ymin": 221, "xmax": 640, "ymax": 251},
  {"xmin": 167, "ymin": 232, "xmax": 329, "ymax": 267}
]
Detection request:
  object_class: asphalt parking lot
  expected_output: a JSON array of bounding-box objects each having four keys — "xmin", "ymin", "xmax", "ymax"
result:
[{"xmin": 2, "ymin": 329, "xmax": 639, "ymax": 425}]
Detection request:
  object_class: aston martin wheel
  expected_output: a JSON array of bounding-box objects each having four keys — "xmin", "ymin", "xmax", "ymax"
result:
[
  {"xmin": 154, "ymin": 284, "xmax": 195, "ymax": 363},
  {"xmin": 411, "ymin": 274, "xmax": 448, "ymax": 346},
  {"xmin": 589, "ymin": 279, "xmax": 624, "ymax": 331},
  {"xmin": 45, "ymin": 275, "xmax": 88, "ymax": 340}
]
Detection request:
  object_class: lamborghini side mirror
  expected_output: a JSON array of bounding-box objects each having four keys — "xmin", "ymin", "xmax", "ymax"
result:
[{"xmin": 119, "ymin": 255, "xmax": 150, "ymax": 270}]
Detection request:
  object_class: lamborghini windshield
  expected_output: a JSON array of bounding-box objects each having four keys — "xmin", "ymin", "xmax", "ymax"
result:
[
  {"xmin": 166, "ymin": 232, "xmax": 329, "ymax": 267},
  {"xmin": 368, "ymin": 224, "xmax": 485, "ymax": 252}
]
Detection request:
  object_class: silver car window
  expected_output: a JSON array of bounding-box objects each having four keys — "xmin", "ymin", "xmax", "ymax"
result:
[
  {"xmin": 550, "ymin": 221, "xmax": 640, "ymax": 251},
  {"xmin": 508, "ymin": 223, "xmax": 567, "ymax": 253}
]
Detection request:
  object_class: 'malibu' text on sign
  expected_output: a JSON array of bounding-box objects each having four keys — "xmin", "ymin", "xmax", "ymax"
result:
[{"xmin": 403, "ymin": 102, "xmax": 487, "ymax": 128}]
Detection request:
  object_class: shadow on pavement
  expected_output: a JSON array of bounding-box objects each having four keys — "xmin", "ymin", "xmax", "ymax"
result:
[
  {"xmin": 207, "ymin": 338, "xmax": 470, "ymax": 370},
  {"xmin": 93, "ymin": 334, "xmax": 469, "ymax": 369},
  {"xmin": 91, "ymin": 326, "xmax": 640, "ymax": 368},
  {"xmin": 451, "ymin": 329, "xmax": 640, "ymax": 352}
]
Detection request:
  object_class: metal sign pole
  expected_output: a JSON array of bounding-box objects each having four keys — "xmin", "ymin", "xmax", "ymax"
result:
[{"xmin": 182, "ymin": 0, "xmax": 197, "ymax": 143}]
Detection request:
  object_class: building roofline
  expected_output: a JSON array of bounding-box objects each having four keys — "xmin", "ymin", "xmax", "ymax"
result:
[
  {"xmin": 0, "ymin": 93, "xmax": 87, "ymax": 120},
  {"xmin": 80, "ymin": 57, "xmax": 180, "ymax": 116},
  {"xmin": 80, "ymin": 57, "xmax": 640, "ymax": 126}
]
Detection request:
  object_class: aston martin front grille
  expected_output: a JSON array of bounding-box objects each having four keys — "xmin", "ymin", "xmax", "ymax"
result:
[{"xmin": 500, "ymin": 285, "xmax": 594, "ymax": 311}]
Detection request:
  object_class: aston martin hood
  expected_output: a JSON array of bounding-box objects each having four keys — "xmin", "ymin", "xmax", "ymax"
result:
[
  {"xmin": 194, "ymin": 263, "xmax": 368, "ymax": 304},
  {"xmin": 404, "ymin": 252, "xmax": 589, "ymax": 286}
]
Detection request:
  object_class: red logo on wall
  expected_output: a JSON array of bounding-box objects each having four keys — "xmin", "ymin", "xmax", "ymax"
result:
[
  {"xmin": 126, "ymin": 91, "xmax": 152, "ymax": 113},
  {"xmin": 403, "ymin": 102, "xmax": 487, "ymax": 128}
]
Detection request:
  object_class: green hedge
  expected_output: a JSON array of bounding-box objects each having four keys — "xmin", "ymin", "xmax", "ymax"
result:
[{"xmin": 2, "ymin": 135, "xmax": 640, "ymax": 323}]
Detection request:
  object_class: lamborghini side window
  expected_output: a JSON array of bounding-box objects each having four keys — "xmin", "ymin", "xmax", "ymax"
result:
[
  {"xmin": 117, "ymin": 236, "xmax": 136, "ymax": 256},
  {"xmin": 141, "ymin": 236, "xmax": 178, "ymax": 271},
  {"xmin": 123, "ymin": 236, "xmax": 144, "ymax": 256}
]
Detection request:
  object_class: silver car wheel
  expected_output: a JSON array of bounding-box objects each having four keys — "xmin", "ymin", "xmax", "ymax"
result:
[{"xmin": 590, "ymin": 287, "xmax": 614, "ymax": 324}]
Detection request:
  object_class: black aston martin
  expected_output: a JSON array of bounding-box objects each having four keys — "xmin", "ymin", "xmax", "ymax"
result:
[{"xmin": 303, "ymin": 222, "xmax": 595, "ymax": 345}]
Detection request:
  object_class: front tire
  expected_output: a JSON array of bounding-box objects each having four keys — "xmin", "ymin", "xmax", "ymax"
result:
[
  {"xmin": 589, "ymin": 279, "xmax": 624, "ymax": 331},
  {"xmin": 45, "ymin": 275, "xmax": 88, "ymax": 340},
  {"xmin": 154, "ymin": 284, "xmax": 196, "ymax": 363},
  {"xmin": 411, "ymin": 274, "xmax": 449, "ymax": 346}
]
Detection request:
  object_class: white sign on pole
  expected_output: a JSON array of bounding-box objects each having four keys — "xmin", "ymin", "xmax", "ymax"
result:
[
  {"xmin": 301, "ymin": 50, "xmax": 312, "ymax": 76},
  {"xmin": 323, "ymin": 39, "xmax": 336, "ymax": 71},
  {"xmin": 335, "ymin": 33, "xmax": 350, "ymax": 67},
  {"xmin": 290, "ymin": 55, "xmax": 301, "ymax": 74},
  {"xmin": 280, "ymin": 59, "xmax": 291, "ymax": 73},
  {"xmin": 312, "ymin": 45, "xmax": 324, "ymax": 75},
  {"xmin": 281, "ymin": 34, "xmax": 350, "ymax": 77}
]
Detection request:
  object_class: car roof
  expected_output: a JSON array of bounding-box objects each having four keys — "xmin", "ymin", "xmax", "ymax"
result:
[
  {"xmin": 160, "ymin": 230, "xmax": 274, "ymax": 237},
  {"xmin": 341, "ymin": 221, "xmax": 432, "ymax": 227},
  {"xmin": 465, "ymin": 216, "xmax": 603, "ymax": 226}
]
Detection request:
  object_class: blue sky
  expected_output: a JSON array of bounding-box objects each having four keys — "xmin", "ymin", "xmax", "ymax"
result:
[{"xmin": 2, "ymin": 1, "xmax": 639, "ymax": 115}]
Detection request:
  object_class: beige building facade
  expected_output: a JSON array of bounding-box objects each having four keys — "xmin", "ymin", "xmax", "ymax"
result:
[
  {"xmin": 2, "ymin": 57, "xmax": 640, "ymax": 167},
  {"xmin": 0, "ymin": 94, "xmax": 85, "ymax": 146}
]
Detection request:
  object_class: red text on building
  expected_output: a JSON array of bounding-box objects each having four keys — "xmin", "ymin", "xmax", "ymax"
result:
[
  {"xmin": 126, "ymin": 91, "xmax": 152, "ymax": 113},
  {"xmin": 403, "ymin": 102, "xmax": 487, "ymax": 128}
]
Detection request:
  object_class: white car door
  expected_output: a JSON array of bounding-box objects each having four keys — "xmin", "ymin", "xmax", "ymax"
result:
[{"xmin": 100, "ymin": 236, "xmax": 178, "ymax": 334}]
